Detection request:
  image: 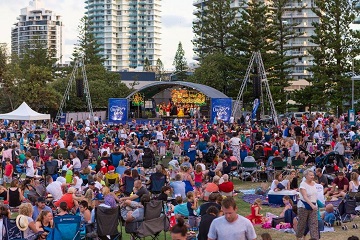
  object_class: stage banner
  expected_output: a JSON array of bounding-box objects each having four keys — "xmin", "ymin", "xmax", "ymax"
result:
[
  {"xmin": 59, "ymin": 113, "xmax": 66, "ymax": 125},
  {"xmin": 211, "ymin": 98, "xmax": 232, "ymax": 123},
  {"xmin": 349, "ymin": 109, "xmax": 355, "ymax": 125},
  {"xmin": 108, "ymin": 98, "xmax": 128, "ymax": 123},
  {"xmin": 251, "ymin": 98, "xmax": 260, "ymax": 119}
]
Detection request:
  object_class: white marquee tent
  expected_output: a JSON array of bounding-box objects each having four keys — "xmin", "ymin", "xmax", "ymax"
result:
[{"xmin": 0, "ymin": 102, "xmax": 50, "ymax": 121}]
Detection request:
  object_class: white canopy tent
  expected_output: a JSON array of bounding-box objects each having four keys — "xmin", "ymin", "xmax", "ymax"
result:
[{"xmin": 0, "ymin": 102, "xmax": 50, "ymax": 121}]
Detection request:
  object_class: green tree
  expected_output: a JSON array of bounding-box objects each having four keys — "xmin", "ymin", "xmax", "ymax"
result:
[
  {"xmin": 306, "ymin": 0, "xmax": 360, "ymax": 112},
  {"xmin": 266, "ymin": 0, "xmax": 304, "ymax": 112},
  {"xmin": 0, "ymin": 44, "xmax": 7, "ymax": 81},
  {"xmin": 172, "ymin": 42, "xmax": 188, "ymax": 81},
  {"xmin": 192, "ymin": 0, "xmax": 238, "ymax": 58},
  {"xmin": 143, "ymin": 58, "xmax": 152, "ymax": 71},
  {"xmin": 73, "ymin": 16, "xmax": 105, "ymax": 66},
  {"xmin": 190, "ymin": 52, "xmax": 240, "ymax": 97},
  {"xmin": 155, "ymin": 58, "xmax": 165, "ymax": 81},
  {"xmin": 233, "ymin": 0, "xmax": 277, "ymax": 110},
  {"xmin": 192, "ymin": 0, "xmax": 239, "ymax": 95},
  {"xmin": 51, "ymin": 65, "xmax": 131, "ymax": 111},
  {"xmin": 19, "ymin": 37, "xmax": 57, "ymax": 73}
]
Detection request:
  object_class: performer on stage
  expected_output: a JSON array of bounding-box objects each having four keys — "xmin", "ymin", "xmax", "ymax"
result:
[{"xmin": 166, "ymin": 102, "xmax": 171, "ymax": 117}]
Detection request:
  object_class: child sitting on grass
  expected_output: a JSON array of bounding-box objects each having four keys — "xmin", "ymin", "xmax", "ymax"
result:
[
  {"xmin": 322, "ymin": 203, "xmax": 336, "ymax": 227},
  {"xmin": 246, "ymin": 198, "xmax": 265, "ymax": 224}
]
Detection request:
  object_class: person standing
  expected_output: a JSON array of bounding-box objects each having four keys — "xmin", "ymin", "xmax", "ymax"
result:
[
  {"xmin": 296, "ymin": 169, "xmax": 319, "ymax": 240},
  {"xmin": 24, "ymin": 152, "xmax": 35, "ymax": 178},
  {"xmin": 208, "ymin": 197, "xmax": 257, "ymax": 240},
  {"xmin": 198, "ymin": 206, "xmax": 219, "ymax": 240}
]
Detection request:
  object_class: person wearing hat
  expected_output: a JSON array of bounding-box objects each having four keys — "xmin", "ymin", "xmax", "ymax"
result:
[
  {"xmin": 18, "ymin": 203, "xmax": 40, "ymax": 238},
  {"xmin": 105, "ymin": 165, "xmax": 120, "ymax": 191},
  {"xmin": 270, "ymin": 150, "xmax": 283, "ymax": 166},
  {"xmin": 32, "ymin": 196, "xmax": 52, "ymax": 221},
  {"xmin": 83, "ymin": 181, "xmax": 99, "ymax": 204}
]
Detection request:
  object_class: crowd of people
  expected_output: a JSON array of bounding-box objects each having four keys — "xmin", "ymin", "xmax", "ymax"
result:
[{"xmin": 0, "ymin": 112, "xmax": 359, "ymax": 239}]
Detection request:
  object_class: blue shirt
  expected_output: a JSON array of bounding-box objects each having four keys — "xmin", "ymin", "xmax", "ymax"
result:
[{"xmin": 32, "ymin": 205, "xmax": 52, "ymax": 221}]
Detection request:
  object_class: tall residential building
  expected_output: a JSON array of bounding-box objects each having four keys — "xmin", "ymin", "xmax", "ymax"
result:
[
  {"xmin": 11, "ymin": 0, "xmax": 63, "ymax": 62},
  {"xmin": 85, "ymin": 0, "xmax": 162, "ymax": 71},
  {"xmin": 193, "ymin": 0, "xmax": 318, "ymax": 89}
]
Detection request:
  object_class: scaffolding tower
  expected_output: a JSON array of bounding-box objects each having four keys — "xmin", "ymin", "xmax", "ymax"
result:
[
  {"xmin": 232, "ymin": 51, "xmax": 279, "ymax": 126},
  {"xmin": 55, "ymin": 57, "xmax": 94, "ymax": 122}
]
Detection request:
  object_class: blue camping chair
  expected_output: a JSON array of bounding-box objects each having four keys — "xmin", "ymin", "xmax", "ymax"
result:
[
  {"xmin": 183, "ymin": 141, "xmax": 191, "ymax": 153},
  {"xmin": 186, "ymin": 150, "xmax": 196, "ymax": 165},
  {"xmin": 3, "ymin": 217, "xmax": 23, "ymax": 240},
  {"xmin": 46, "ymin": 215, "xmax": 81, "ymax": 240}
]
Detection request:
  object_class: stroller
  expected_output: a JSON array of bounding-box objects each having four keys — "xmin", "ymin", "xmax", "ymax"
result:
[
  {"xmin": 334, "ymin": 198, "xmax": 358, "ymax": 230},
  {"xmin": 316, "ymin": 151, "xmax": 337, "ymax": 174},
  {"xmin": 299, "ymin": 145, "xmax": 316, "ymax": 164}
]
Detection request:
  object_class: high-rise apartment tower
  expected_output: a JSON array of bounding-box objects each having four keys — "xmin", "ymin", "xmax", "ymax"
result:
[
  {"xmin": 11, "ymin": 0, "xmax": 63, "ymax": 62},
  {"xmin": 85, "ymin": 0, "xmax": 162, "ymax": 71}
]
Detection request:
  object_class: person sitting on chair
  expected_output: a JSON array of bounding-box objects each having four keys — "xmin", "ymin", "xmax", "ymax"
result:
[
  {"xmin": 146, "ymin": 165, "xmax": 167, "ymax": 194},
  {"xmin": 121, "ymin": 194, "xmax": 151, "ymax": 223}
]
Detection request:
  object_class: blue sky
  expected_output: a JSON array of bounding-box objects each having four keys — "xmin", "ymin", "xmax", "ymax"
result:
[{"xmin": 0, "ymin": 0, "xmax": 195, "ymax": 69}]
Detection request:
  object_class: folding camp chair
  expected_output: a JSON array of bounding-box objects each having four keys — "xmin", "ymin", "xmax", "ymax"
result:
[
  {"xmin": 239, "ymin": 162, "xmax": 257, "ymax": 181},
  {"xmin": 229, "ymin": 161, "xmax": 239, "ymax": 180},
  {"xmin": 91, "ymin": 206, "xmax": 122, "ymax": 240},
  {"xmin": 3, "ymin": 217, "xmax": 24, "ymax": 240},
  {"xmin": 122, "ymin": 176, "xmax": 135, "ymax": 196},
  {"xmin": 47, "ymin": 214, "xmax": 81, "ymax": 240},
  {"xmin": 125, "ymin": 200, "xmax": 169, "ymax": 240},
  {"xmin": 148, "ymin": 175, "xmax": 166, "ymax": 197}
]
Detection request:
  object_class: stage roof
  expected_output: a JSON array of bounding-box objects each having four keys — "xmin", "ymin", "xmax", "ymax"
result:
[{"xmin": 126, "ymin": 81, "xmax": 228, "ymax": 100}]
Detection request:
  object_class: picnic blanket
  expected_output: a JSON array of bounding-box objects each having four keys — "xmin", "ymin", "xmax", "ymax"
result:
[{"xmin": 241, "ymin": 194, "xmax": 342, "ymax": 208}]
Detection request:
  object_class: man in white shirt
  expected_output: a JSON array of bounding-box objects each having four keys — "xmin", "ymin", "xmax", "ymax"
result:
[
  {"xmin": 70, "ymin": 152, "xmax": 82, "ymax": 171},
  {"xmin": 25, "ymin": 152, "xmax": 35, "ymax": 178},
  {"xmin": 85, "ymin": 118, "xmax": 91, "ymax": 127},
  {"xmin": 56, "ymin": 171, "xmax": 67, "ymax": 184},
  {"xmin": 208, "ymin": 197, "xmax": 256, "ymax": 240},
  {"xmin": 45, "ymin": 175, "xmax": 63, "ymax": 201},
  {"xmin": 57, "ymin": 137, "xmax": 65, "ymax": 149}
]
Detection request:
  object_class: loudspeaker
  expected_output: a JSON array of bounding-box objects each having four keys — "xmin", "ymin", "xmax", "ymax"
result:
[
  {"xmin": 253, "ymin": 75, "xmax": 261, "ymax": 98},
  {"xmin": 76, "ymin": 78, "xmax": 84, "ymax": 97}
]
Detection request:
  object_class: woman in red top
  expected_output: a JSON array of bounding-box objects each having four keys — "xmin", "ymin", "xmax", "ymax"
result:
[{"xmin": 54, "ymin": 187, "xmax": 80, "ymax": 211}]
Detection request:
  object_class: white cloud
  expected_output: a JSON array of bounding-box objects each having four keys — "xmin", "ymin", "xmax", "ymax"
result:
[{"xmin": 0, "ymin": 0, "xmax": 195, "ymax": 69}]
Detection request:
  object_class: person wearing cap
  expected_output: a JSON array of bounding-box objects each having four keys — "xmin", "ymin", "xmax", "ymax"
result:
[
  {"xmin": 83, "ymin": 181, "xmax": 99, "ymax": 204},
  {"xmin": 32, "ymin": 196, "xmax": 52, "ymax": 221}
]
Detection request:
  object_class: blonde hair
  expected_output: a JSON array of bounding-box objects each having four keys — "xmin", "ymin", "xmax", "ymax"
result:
[
  {"xmin": 67, "ymin": 187, "xmax": 76, "ymax": 194},
  {"xmin": 254, "ymin": 198, "xmax": 262, "ymax": 206},
  {"xmin": 19, "ymin": 203, "xmax": 33, "ymax": 217},
  {"xmin": 36, "ymin": 210, "xmax": 52, "ymax": 223},
  {"xmin": 351, "ymin": 172, "xmax": 359, "ymax": 182},
  {"xmin": 102, "ymin": 186, "xmax": 110, "ymax": 195}
]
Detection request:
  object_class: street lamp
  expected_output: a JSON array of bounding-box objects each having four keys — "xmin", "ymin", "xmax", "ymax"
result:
[{"xmin": 351, "ymin": 75, "xmax": 360, "ymax": 110}]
